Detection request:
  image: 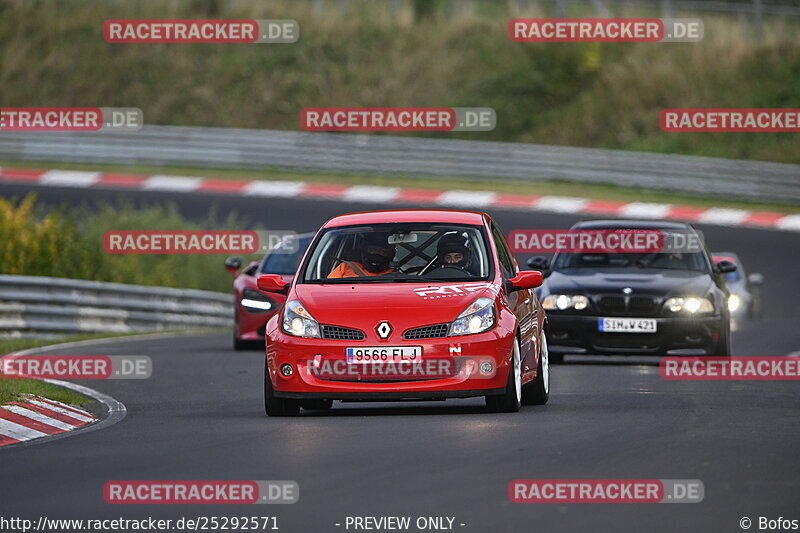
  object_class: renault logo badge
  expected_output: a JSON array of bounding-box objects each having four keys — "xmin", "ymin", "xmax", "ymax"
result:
[{"xmin": 376, "ymin": 321, "xmax": 392, "ymax": 339}]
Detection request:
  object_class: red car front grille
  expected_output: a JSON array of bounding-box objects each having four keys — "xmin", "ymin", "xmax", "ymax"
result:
[{"xmin": 321, "ymin": 325, "xmax": 366, "ymax": 340}]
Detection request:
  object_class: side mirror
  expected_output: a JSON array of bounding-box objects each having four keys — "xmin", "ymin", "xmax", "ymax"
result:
[
  {"xmin": 224, "ymin": 256, "xmax": 242, "ymax": 276},
  {"xmin": 526, "ymin": 256, "xmax": 550, "ymax": 271},
  {"xmin": 508, "ymin": 271, "xmax": 543, "ymax": 292},
  {"xmin": 257, "ymin": 274, "xmax": 290, "ymax": 295},
  {"xmin": 716, "ymin": 260, "xmax": 737, "ymax": 274},
  {"xmin": 747, "ymin": 273, "xmax": 764, "ymax": 286}
]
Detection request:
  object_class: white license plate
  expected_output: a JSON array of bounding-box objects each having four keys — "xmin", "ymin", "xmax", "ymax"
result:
[
  {"xmin": 346, "ymin": 346, "xmax": 422, "ymax": 364},
  {"xmin": 598, "ymin": 318, "xmax": 657, "ymax": 333}
]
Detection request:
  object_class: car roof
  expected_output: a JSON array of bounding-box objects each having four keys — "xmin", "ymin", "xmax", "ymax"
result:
[
  {"xmin": 572, "ymin": 219, "xmax": 693, "ymax": 230},
  {"xmin": 323, "ymin": 209, "xmax": 488, "ymax": 228}
]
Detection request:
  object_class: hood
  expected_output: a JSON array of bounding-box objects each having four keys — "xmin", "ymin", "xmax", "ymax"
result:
[
  {"xmin": 292, "ymin": 281, "xmax": 496, "ymax": 331},
  {"xmin": 544, "ymin": 268, "xmax": 714, "ymax": 298}
]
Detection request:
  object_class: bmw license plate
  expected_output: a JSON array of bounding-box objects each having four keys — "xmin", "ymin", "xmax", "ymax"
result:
[
  {"xmin": 346, "ymin": 346, "xmax": 422, "ymax": 364},
  {"xmin": 598, "ymin": 318, "xmax": 657, "ymax": 333}
]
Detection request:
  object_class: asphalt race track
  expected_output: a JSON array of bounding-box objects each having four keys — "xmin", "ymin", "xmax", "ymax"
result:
[{"xmin": 2, "ymin": 182, "xmax": 799, "ymax": 533}]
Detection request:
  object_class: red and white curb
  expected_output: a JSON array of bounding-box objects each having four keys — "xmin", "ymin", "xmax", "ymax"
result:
[
  {"xmin": 2, "ymin": 167, "xmax": 799, "ymax": 232},
  {"xmin": 0, "ymin": 394, "xmax": 96, "ymax": 447}
]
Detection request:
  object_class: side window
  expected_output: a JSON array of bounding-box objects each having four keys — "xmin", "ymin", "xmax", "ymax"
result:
[{"xmin": 491, "ymin": 223, "xmax": 516, "ymax": 278}]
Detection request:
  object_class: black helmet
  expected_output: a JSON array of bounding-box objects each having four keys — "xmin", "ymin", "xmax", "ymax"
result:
[
  {"xmin": 436, "ymin": 234, "xmax": 471, "ymax": 269},
  {"xmin": 360, "ymin": 232, "xmax": 396, "ymax": 273}
]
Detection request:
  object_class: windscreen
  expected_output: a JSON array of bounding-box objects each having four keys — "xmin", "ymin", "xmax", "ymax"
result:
[
  {"xmin": 301, "ymin": 223, "xmax": 491, "ymax": 283},
  {"xmin": 259, "ymin": 234, "xmax": 313, "ymax": 275},
  {"xmin": 553, "ymin": 251, "xmax": 710, "ymax": 272}
]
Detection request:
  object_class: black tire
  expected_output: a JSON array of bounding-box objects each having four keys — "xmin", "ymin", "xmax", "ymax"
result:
[
  {"xmin": 522, "ymin": 333, "xmax": 550, "ymax": 405},
  {"xmin": 712, "ymin": 316, "xmax": 731, "ymax": 357},
  {"xmin": 485, "ymin": 338, "xmax": 522, "ymax": 413},
  {"xmin": 301, "ymin": 399, "xmax": 333, "ymax": 411},
  {"xmin": 264, "ymin": 367, "xmax": 300, "ymax": 417},
  {"xmin": 233, "ymin": 332, "xmax": 248, "ymax": 351},
  {"xmin": 234, "ymin": 332, "xmax": 264, "ymax": 351}
]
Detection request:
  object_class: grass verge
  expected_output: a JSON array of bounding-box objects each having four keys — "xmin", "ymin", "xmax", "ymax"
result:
[
  {"xmin": 0, "ymin": 380, "xmax": 90, "ymax": 407},
  {"xmin": 0, "ymin": 332, "xmax": 150, "ymax": 405},
  {"xmin": 0, "ymin": 329, "xmax": 224, "ymax": 406}
]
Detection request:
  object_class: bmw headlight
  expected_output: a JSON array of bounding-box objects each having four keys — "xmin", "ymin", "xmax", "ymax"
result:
[
  {"xmin": 241, "ymin": 288, "xmax": 275, "ymax": 312},
  {"xmin": 448, "ymin": 297, "xmax": 495, "ymax": 336},
  {"xmin": 664, "ymin": 297, "xmax": 714, "ymax": 314},
  {"xmin": 728, "ymin": 294, "xmax": 741, "ymax": 312},
  {"xmin": 542, "ymin": 294, "xmax": 589, "ymax": 311},
  {"xmin": 282, "ymin": 300, "xmax": 321, "ymax": 338}
]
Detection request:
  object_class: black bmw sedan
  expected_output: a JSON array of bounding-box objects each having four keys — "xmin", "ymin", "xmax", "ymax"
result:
[{"xmin": 530, "ymin": 220, "xmax": 736, "ymax": 360}]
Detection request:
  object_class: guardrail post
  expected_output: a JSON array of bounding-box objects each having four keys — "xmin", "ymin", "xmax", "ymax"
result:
[
  {"xmin": 590, "ymin": 0, "xmax": 609, "ymax": 17},
  {"xmin": 509, "ymin": 0, "xmax": 537, "ymax": 16},
  {"xmin": 554, "ymin": 0, "xmax": 566, "ymax": 18},
  {"xmin": 661, "ymin": 0, "xmax": 674, "ymax": 18},
  {"xmin": 389, "ymin": 0, "xmax": 402, "ymax": 19},
  {"xmin": 753, "ymin": 0, "xmax": 763, "ymax": 43}
]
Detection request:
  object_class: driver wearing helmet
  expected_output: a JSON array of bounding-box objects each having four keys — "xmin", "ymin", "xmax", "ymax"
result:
[
  {"xmin": 647, "ymin": 251, "xmax": 687, "ymax": 270},
  {"xmin": 328, "ymin": 232, "xmax": 396, "ymax": 278},
  {"xmin": 436, "ymin": 234, "xmax": 472, "ymax": 272}
]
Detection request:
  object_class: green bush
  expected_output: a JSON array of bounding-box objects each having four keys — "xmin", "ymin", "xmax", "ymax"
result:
[{"xmin": 0, "ymin": 195, "xmax": 253, "ymax": 292}]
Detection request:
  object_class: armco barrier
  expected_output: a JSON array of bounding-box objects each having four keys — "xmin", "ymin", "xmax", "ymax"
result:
[
  {"xmin": 0, "ymin": 125, "xmax": 798, "ymax": 203},
  {"xmin": 0, "ymin": 275, "xmax": 233, "ymax": 337}
]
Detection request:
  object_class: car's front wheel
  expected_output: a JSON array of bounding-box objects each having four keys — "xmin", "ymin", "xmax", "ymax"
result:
[
  {"xmin": 264, "ymin": 367, "xmax": 300, "ymax": 417},
  {"xmin": 233, "ymin": 332, "xmax": 248, "ymax": 351},
  {"xmin": 486, "ymin": 338, "xmax": 522, "ymax": 413},
  {"xmin": 522, "ymin": 332, "xmax": 550, "ymax": 405}
]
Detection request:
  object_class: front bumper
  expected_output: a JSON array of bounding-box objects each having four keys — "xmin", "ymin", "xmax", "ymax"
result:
[
  {"xmin": 265, "ymin": 329, "xmax": 514, "ymax": 400},
  {"xmin": 546, "ymin": 314, "xmax": 724, "ymax": 355}
]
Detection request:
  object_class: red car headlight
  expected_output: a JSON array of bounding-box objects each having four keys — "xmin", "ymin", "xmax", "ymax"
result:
[
  {"xmin": 241, "ymin": 288, "xmax": 275, "ymax": 312},
  {"xmin": 448, "ymin": 297, "xmax": 495, "ymax": 336},
  {"xmin": 281, "ymin": 300, "xmax": 322, "ymax": 338}
]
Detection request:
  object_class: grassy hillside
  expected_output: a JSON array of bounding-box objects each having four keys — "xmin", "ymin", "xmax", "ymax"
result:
[{"xmin": 1, "ymin": 0, "xmax": 798, "ymax": 163}]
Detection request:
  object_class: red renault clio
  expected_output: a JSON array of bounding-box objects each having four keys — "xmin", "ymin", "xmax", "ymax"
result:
[{"xmin": 258, "ymin": 210, "xmax": 549, "ymax": 416}]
